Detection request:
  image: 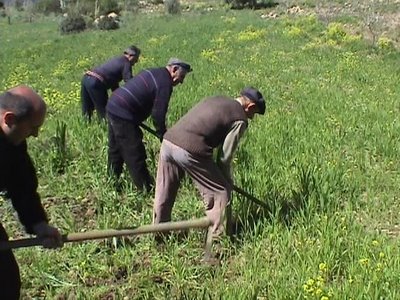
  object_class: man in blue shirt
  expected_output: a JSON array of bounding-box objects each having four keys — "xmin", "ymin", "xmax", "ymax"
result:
[
  {"xmin": 81, "ymin": 45, "xmax": 141, "ymax": 121},
  {"xmin": 106, "ymin": 58, "xmax": 192, "ymax": 192}
]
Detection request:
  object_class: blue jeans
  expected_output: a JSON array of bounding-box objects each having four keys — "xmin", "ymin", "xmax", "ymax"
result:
[{"xmin": 81, "ymin": 75, "xmax": 108, "ymax": 121}]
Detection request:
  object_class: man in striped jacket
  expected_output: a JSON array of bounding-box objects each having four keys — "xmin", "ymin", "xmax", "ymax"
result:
[{"xmin": 106, "ymin": 58, "xmax": 192, "ymax": 192}]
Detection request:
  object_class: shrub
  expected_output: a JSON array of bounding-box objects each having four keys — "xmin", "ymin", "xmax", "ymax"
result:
[
  {"xmin": 98, "ymin": 0, "xmax": 120, "ymax": 16},
  {"xmin": 122, "ymin": 0, "xmax": 139, "ymax": 12},
  {"xmin": 0, "ymin": 2, "xmax": 5, "ymax": 18},
  {"xmin": 165, "ymin": 0, "xmax": 181, "ymax": 15},
  {"xmin": 71, "ymin": 1, "xmax": 96, "ymax": 18},
  {"xmin": 225, "ymin": 0, "xmax": 276, "ymax": 9},
  {"xmin": 377, "ymin": 36, "xmax": 395, "ymax": 51},
  {"xmin": 60, "ymin": 0, "xmax": 120, "ymax": 18},
  {"xmin": 97, "ymin": 16, "xmax": 119, "ymax": 30},
  {"xmin": 326, "ymin": 22, "xmax": 347, "ymax": 42},
  {"xmin": 13, "ymin": 0, "xmax": 24, "ymax": 11},
  {"xmin": 34, "ymin": 0, "xmax": 62, "ymax": 15},
  {"xmin": 225, "ymin": 0, "xmax": 253, "ymax": 9},
  {"xmin": 60, "ymin": 15, "xmax": 86, "ymax": 34}
]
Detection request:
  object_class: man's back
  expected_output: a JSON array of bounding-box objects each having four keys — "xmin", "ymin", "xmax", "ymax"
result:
[
  {"xmin": 92, "ymin": 56, "xmax": 132, "ymax": 88},
  {"xmin": 106, "ymin": 67, "xmax": 173, "ymax": 125},
  {"xmin": 165, "ymin": 96, "xmax": 248, "ymax": 156}
]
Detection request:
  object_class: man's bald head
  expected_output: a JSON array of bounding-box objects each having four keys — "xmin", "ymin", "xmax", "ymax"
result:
[
  {"xmin": 0, "ymin": 85, "xmax": 47, "ymax": 145},
  {"xmin": 0, "ymin": 85, "xmax": 46, "ymax": 119}
]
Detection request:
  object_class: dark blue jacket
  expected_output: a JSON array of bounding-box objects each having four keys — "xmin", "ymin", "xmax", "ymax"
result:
[
  {"xmin": 92, "ymin": 55, "xmax": 133, "ymax": 90},
  {"xmin": 106, "ymin": 67, "xmax": 173, "ymax": 136}
]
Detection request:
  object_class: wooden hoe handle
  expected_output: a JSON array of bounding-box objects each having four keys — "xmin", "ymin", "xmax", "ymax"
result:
[{"xmin": 0, "ymin": 218, "xmax": 211, "ymax": 251}]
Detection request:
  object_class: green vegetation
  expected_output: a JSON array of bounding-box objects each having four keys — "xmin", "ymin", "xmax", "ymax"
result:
[
  {"xmin": 1, "ymin": 2, "xmax": 400, "ymax": 299},
  {"xmin": 60, "ymin": 14, "xmax": 86, "ymax": 34}
]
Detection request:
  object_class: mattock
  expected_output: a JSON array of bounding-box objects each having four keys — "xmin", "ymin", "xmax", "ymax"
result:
[{"xmin": 0, "ymin": 218, "xmax": 212, "ymax": 251}]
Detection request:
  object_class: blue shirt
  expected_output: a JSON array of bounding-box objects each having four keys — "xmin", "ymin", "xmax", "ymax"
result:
[{"xmin": 92, "ymin": 55, "xmax": 132, "ymax": 90}]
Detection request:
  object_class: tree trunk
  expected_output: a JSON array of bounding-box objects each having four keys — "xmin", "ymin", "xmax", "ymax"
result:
[{"xmin": 95, "ymin": 0, "xmax": 99, "ymax": 18}]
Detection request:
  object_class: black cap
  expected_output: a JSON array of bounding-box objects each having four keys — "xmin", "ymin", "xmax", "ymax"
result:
[
  {"xmin": 240, "ymin": 87, "xmax": 266, "ymax": 115},
  {"xmin": 124, "ymin": 46, "xmax": 140, "ymax": 56},
  {"xmin": 167, "ymin": 58, "xmax": 193, "ymax": 73}
]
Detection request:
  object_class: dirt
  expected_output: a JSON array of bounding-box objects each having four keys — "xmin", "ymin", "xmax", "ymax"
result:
[{"xmin": 43, "ymin": 194, "xmax": 98, "ymax": 231}]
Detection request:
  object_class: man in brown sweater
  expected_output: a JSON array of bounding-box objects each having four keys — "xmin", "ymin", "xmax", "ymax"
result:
[{"xmin": 153, "ymin": 87, "xmax": 265, "ymax": 240}]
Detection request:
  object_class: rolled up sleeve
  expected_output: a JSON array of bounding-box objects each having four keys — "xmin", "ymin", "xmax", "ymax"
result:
[
  {"xmin": 217, "ymin": 120, "xmax": 247, "ymax": 183},
  {"xmin": 151, "ymin": 86, "xmax": 173, "ymax": 137}
]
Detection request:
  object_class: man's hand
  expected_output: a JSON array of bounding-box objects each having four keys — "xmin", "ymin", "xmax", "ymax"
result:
[{"xmin": 32, "ymin": 221, "xmax": 63, "ymax": 249}]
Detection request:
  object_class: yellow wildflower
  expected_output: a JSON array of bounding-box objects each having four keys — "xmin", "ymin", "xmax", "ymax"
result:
[{"xmin": 319, "ymin": 262, "xmax": 327, "ymax": 272}]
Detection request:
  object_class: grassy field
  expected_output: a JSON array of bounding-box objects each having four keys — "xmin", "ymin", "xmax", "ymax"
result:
[{"xmin": 1, "ymin": 1, "xmax": 400, "ymax": 299}]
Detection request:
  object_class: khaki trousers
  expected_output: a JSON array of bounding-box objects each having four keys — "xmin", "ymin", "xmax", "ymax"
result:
[{"xmin": 153, "ymin": 140, "xmax": 231, "ymax": 236}]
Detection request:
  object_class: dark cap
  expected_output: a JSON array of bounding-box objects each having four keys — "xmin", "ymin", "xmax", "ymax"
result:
[
  {"xmin": 124, "ymin": 46, "xmax": 140, "ymax": 56},
  {"xmin": 167, "ymin": 58, "xmax": 193, "ymax": 73},
  {"xmin": 240, "ymin": 87, "xmax": 266, "ymax": 115}
]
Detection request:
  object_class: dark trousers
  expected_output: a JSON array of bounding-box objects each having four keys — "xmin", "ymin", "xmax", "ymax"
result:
[
  {"xmin": 81, "ymin": 75, "xmax": 108, "ymax": 121},
  {"xmin": 0, "ymin": 223, "xmax": 21, "ymax": 300},
  {"xmin": 107, "ymin": 114, "xmax": 154, "ymax": 192}
]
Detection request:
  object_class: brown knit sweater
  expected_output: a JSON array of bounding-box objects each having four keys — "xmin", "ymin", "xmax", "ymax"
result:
[{"xmin": 164, "ymin": 96, "xmax": 248, "ymax": 156}]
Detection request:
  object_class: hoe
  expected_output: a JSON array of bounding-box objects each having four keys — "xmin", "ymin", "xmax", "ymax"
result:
[
  {"xmin": 0, "ymin": 218, "xmax": 211, "ymax": 251},
  {"xmin": 0, "ymin": 124, "xmax": 267, "ymax": 260},
  {"xmin": 139, "ymin": 122, "xmax": 269, "ymax": 210}
]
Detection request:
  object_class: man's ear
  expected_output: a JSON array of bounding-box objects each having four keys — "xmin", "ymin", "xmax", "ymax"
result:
[
  {"xmin": 3, "ymin": 112, "xmax": 17, "ymax": 127},
  {"xmin": 172, "ymin": 65, "xmax": 180, "ymax": 73},
  {"xmin": 245, "ymin": 102, "xmax": 256, "ymax": 111}
]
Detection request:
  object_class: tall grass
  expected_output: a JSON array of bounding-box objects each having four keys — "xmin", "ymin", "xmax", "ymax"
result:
[{"xmin": 1, "ymin": 6, "xmax": 400, "ymax": 299}]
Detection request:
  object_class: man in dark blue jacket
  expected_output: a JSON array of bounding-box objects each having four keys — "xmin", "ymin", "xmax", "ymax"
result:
[
  {"xmin": 81, "ymin": 45, "xmax": 141, "ymax": 121},
  {"xmin": 106, "ymin": 58, "xmax": 192, "ymax": 192},
  {"xmin": 0, "ymin": 85, "xmax": 63, "ymax": 299}
]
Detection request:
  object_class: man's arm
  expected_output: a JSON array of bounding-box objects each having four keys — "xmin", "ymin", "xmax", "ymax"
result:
[
  {"xmin": 6, "ymin": 144, "xmax": 63, "ymax": 248},
  {"xmin": 217, "ymin": 120, "xmax": 248, "ymax": 185},
  {"xmin": 6, "ymin": 143, "xmax": 48, "ymax": 234},
  {"xmin": 122, "ymin": 62, "xmax": 133, "ymax": 83},
  {"xmin": 151, "ymin": 86, "xmax": 173, "ymax": 138}
]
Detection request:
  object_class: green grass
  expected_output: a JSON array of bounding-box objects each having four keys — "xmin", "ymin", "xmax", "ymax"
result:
[{"xmin": 1, "ymin": 4, "xmax": 400, "ymax": 299}]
